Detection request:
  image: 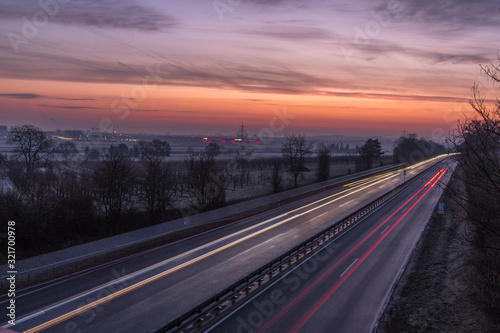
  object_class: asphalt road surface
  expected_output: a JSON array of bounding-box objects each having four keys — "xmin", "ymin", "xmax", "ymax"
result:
[{"xmin": 209, "ymin": 159, "xmax": 455, "ymax": 333}]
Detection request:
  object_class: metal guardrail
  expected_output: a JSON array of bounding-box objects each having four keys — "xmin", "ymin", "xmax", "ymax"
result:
[{"xmin": 154, "ymin": 163, "xmax": 432, "ymax": 333}]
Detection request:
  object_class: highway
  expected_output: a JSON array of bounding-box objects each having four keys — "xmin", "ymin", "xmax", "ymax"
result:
[
  {"xmin": 0, "ymin": 156, "xmax": 451, "ymax": 332},
  {"xmin": 210, "ymin": 159, "xmax": 455, "ymax": 333}
]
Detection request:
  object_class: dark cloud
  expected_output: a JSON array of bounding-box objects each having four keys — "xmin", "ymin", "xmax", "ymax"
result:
[
  {"xmin": 0, "ymin": 0, "xmax": 176, "ymax": 31},
  {"xmin": 133, "ymin": 109, "xmax": 198, "ymax": 113},
  {"xmin": 163, "ymin": 62, "xmax": 345, "ymax": 95},
  {"xmin": 6, "ymin": 46, "xmax": 468, "ymax": 99},
  {"xmin": 54, "ymin": 97, "xmax": 97, "ymax": 101},
  {"xmin": 323, "ymin": 91, "xmax": 471, "ymax": 103},
  {"xmin": 0, "ymin": 46, "xmax": 345, "ymax": 95},
  {"xmin": 0, "ymin": 38, "xmax": 486, "ymax": 101},
  {"xmin": 246, "ymin": 0, "xmax": 286, "ymax": 5},
  {"xmin": 422, "ymin": 52, "xmax": 491, "ymax": 65},
  {"xmin": 239, "ymin": 25, "xmax": 334, "ymax": 40},
  {"xmin": 348, "ymin": 40, "xmax": 492, "ymax": 65},
  {"xmin": 0, "ymin": 92, "xmax": 96, "ymax": 101},
  {"xmin": 388, "ymin": 0, "xmax": 500, "ymax": 29},
  {"xmin": 38, "ymin": 104, "xmax": 101, "ymax": 110},
  {"xmin": 0, "ymin": 93, "xmax": 43, "ymax": 99}
]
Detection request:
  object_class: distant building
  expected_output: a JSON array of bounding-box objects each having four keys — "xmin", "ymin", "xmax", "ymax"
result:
[
  {"xmin": 62, "ymin": 130, "xmax": 84, "ymax": 140},
  {"xmin": 91, "ymin": 128, "xmax": 100, "ymax": 134}
]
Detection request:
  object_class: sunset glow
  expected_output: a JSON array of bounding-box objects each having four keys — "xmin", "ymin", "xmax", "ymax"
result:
[{"xmin": 1, "ymin": 0, "xmax": 498, "ymax": 137}]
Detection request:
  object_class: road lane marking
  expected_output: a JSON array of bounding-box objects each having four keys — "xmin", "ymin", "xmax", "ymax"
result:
[
  {"xmin": 338, "ymin": 199, "xmax": 353, "ymax": 207},
  {"xmin": 340, "ymin": 258, "xmax": 359, "ymax": 277},
  {"xmin": 288, "ymin": 168, "xmax": 448, "ymax": 333},
  {"xmin": 380, "ymin": 225, "xmax": 391, "ymax": 235},
  {"xmin": 309, "ymin": 211, "xmax": 330, "ymax": 221},
  {"xmin": 12, "ymin": 311, "xmax": 46, "ymax": 325},
  {"xmin": 257, "ymin": 167, "xmax": 446, "ymax": 333}
]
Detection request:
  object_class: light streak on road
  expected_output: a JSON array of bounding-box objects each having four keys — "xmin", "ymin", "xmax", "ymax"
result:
[
  {"xmin": 257, "ymin": 168, "xmax": 446, "ymax": 333},
  {"xmin": 16, "ymin": 163, "xmax": 412, "ymax": 332}
]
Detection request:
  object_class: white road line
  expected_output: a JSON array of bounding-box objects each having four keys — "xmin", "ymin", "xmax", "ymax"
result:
[
  {"xmin": 401, "ymin": 207, "xmax": 408, "ymax": 213},
  {"xmin": 310, "ymin": 211, "xmax": 330, "ymax": 221},
  {"xmin": 380, "ymin": 225, "xmax": 391, "ymax": 235},
  {"xmin": 338, "ymin": 200, "xmax": 353, "ymax": 208},
  {"xmin": 8, "ymin": 311, "xmax": 46, "ymax": 325},
  {"xmin": 340, "ymin": 258, "xmax": 359, "ymax": 277}
]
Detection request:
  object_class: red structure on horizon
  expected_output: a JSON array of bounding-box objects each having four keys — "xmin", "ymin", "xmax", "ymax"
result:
[{"xmin": 202, "ymin": 137, "xmax": 226, "ymax": 144}]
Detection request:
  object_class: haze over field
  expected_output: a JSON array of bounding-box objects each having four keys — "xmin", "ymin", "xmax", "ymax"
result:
[{"xmin": 1, "ymin": 0, "xmax": 499, "ymax": 137}]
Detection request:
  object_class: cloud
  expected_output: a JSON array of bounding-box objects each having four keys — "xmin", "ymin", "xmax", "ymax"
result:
[
  {"xmin": 0, "ymin": 92, "xmax": 96, "ymax": 101},
  {"xmin": 0, "ymin": 0, "xmax": 176, "ymax": 31},
  {"xmin": 347, "ymin": 40, "xmax": 492, "ymax": 65},
  {"xmin": 323, "ymin": 91, "xmax": 471, "ymax": 103},
  {"xmin": 164, "ymin": 62, "xmax": 344, "ymax": 94},
  {"xmin": 3, "ymin": 48, "xmax": 471, "ymax": 101},
  {"xmin": 50, "ymin": 96, "xmax": 97, "ymax": 101},
  {"xmin": 245, "ymin": 0, "xmax": 286, "ymax": 5},
  {"xmin": 238, "ymin": 25, "xmax": 334, "ymax": 40},
  {"xmin": 388, "ymin": 0, "xmax": 500, "ymax": 29},
  {"xmin": 37, "ymin": 104, "xmax": 101, "ymax": 110},
  {"xmin": 0, "ymin": 93, "xmax": 43, "ymax": 99},
  {"xmin": 0, "ymin": 45, "xmax": 345, "ymax": 95},
  {"xmin": 133, "ymin": 109, "xmax": 198, "ymax": 113}
]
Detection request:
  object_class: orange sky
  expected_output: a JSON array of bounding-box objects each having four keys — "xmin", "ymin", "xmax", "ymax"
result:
[{"xmin": 1, "ymin": 1, "xmax": 498, "ymax": 139}]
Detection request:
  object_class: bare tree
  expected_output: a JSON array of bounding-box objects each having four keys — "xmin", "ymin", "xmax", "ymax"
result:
[
  {"xmin": 7, "ymin": 124, "xmax": 53, "ymax": 174},
  {"xmin": 451, "ymin": 85, "xmax": 500, "ymax": 242},
  {"xmin": 136, "ymin": 139, "xmax": 171, "ymax": 159},
  {"xmin": 53, "ymin": 170, "xmax": 95, "ymax": 234},
  {"xmin": 235, "ymin": 156, "xmax": 250, "ymax": 187},
  {"xmin": 393, "ymin": 134, "xmax": 446, "ymax": 166},
  {"xmin": 184, "ymin": 153, "xmax": 226, "ymax": 210},
  {"xmin": 137, "ymin": 140, "xmax": 175, "ymax": 221},
  {"xmin": 447, "ymin": 54, "xmax": 500, "ymax": 326},
  {"xmin": 316, "ymin": 146, "xmax": 331, "ymax": 181},
  {"xmin": 358, "ymin": 138, "xmax": 383, "ymax": 170},
  {"xmin": 271, "ymin": 157, "xmax": 283, "ymax": 193},
  {"xmin": 205, "ymin": 142, "xmax": 221, "ymax": 157},
  {"xmin": 93, "ymin": 153, "xmax": 136, "ymax": 231},
  {"xmin": 141, "ymin": 160, "xmax": 175, "ymax": 221},
  {"xmin": 281, "ymin": 134, "xmax": 314, "ymax": 187},
  {"xmin": 56, "ymin": 141, "xmax": 78, "ymax": 162}
]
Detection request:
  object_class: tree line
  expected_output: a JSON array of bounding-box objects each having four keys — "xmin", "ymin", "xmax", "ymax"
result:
[
  {"xmin": 446, "ymin": 55, "xmax": 500, "ymax": 328},
  {"xmin": 0, "ymin": 126, "xmax": 443, "ymax": 258}
]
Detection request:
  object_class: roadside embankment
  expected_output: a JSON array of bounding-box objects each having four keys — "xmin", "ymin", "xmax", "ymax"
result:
[{"xmin": 376, "ymin": 168, "xmax": 498, "ymax": 332}]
